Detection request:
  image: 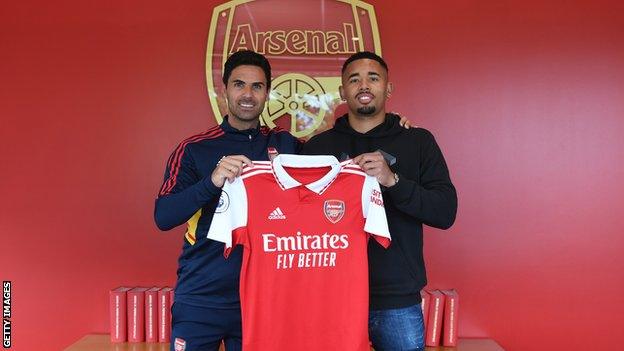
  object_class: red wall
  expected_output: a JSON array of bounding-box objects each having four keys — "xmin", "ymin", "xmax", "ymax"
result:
[{"xmin": 1, "ymin": 1, "xmax": 623, "ymax": 350}]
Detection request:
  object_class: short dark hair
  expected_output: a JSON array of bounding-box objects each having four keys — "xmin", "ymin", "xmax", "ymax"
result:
[
  {"xmin": 341, "ymin": 51, "xmax": 388, "ymax": 74},
  {"xmin": 222, "ymin": 50, "xmax": 272, "ymax": 90}
]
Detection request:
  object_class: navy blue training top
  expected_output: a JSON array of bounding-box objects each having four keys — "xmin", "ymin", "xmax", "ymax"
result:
[{"xmin": 154, "ymin": 116, "xmax": 300, "ymax": 308}]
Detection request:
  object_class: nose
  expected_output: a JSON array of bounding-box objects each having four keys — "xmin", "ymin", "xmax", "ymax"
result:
[
  {"xmin": 358, "ymin": 80, "xmax": 370, "ymax": 92},
  {"xmin": 242, "ymin": 85, "xmax": 253, "ymax": 97}
]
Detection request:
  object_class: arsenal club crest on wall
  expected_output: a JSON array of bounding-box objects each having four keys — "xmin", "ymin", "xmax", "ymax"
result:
[
  {"xmin": 206, "ymin": 0, "xmax": 382, "ymax": 139},
  {"xmin": 324, "ymin": 200, "xmax": 346, "ymax": 224}
]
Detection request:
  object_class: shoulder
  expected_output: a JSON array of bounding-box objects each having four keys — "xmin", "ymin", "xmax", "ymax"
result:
[
  {"xmin": 163, "ymin": 126, "xmax": 225, "ymax": 167},
  {"xmin": 302, "ymin": 128, "xmax": 339, "ymax": 153},
  {"xmin": 261, "ymin": 125, "xmax": 301, "ymax": 154},
  {"xmin": 262, "ymin": 125, "xmax": 300, "ymax": 142},
  {"xmin": 403, "ymin": 126, "xmax": 437, "ymax": 144},
  {"xmin": 386, "ymin": 113, "xmax": 435, "ymax": 140},
  {"xmin": 308, "ymin": 128, "xmax": 338, "ymax": 142},
  {"xmin": 162, "ymin": 126, "xmax": 225, "ymax": 174},
  {"xmin": 173, "ymin": 125, "xmax": 225, "ymax": 151},
  {"xmin": 262, "ymin": 125, "xmax": 288, "ymax": 136}
]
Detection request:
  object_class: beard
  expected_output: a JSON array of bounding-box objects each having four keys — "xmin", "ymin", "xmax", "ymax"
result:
[{"xmin": 356, "ymin": 105, "xmax": 376, "ymax": 115}]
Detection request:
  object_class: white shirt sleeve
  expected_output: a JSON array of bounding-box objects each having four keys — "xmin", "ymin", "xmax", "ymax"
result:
[
  {"xmin": 362, "ymin": 175, "xmax": 391, "ymax": 243},
  {"xmin": 207, "ymin": 177, "xmax": 248, "ymax": 249}
]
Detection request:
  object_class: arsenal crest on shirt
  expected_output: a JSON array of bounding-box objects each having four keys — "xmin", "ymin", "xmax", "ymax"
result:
[
  {"xmin": 324, "ymin": 200, "xmax": 345, "ymax": 223},
  {"xmin": 174, "ymin": 338, "xmax": 186, "ymax": 351}
]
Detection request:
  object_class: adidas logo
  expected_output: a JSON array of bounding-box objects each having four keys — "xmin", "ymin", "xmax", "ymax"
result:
[{"xmin": 268, "ymin": 207, "xmax": 286, "ymax": 220}]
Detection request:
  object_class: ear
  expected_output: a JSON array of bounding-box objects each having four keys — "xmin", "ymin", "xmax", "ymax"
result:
[
  {"xmin": 386, "ymin": 82, "xmax": 394, "ymax": 97},
  {"xmin": 339, "ymin": 85, "xmax": 345, "ymax": 101},
  {"xmin": 220, "ymin": 83, "xmax": 227, "ymax": 98}
]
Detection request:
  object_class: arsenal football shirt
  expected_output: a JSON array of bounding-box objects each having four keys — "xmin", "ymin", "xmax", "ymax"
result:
[{"xmin": 207, "ymin": 154, "xmax": 390, "ymax": 351}]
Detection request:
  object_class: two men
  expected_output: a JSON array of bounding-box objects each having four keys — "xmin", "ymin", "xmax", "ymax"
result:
[
  {"xmin": 302, "ymin": 51, "xmax": 457, "ymax": 350},
  {"xmin": 156, "ymin": 49, "xmax": 456, "ymax": 351}
]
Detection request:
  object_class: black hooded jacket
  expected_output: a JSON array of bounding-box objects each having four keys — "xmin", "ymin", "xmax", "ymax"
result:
[{"xmin": 302, "ymin": 113, "xmax": 457, "ymax": 309}]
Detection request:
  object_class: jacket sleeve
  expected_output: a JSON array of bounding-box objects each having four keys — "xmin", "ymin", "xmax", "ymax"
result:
[
  {"xmin": 384, "ymin": 130, "xmax": 457, "ymax": 229},
  {"xmin": 153, "ymin": 146, "xmax": 221, "ymax": 231}
]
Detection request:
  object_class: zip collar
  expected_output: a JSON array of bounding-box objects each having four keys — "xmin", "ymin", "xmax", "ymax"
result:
[{"xmin": 220, "ymin": 115, "xmax": 263, "ymax": 140}]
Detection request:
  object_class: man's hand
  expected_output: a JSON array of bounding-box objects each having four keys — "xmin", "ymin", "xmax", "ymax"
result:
[
  {"xmin": 211, "ymin": 155, "xmax": 253, "ymax": 188},
  {"xmin": 393, "ymin": 112, "xmax": 414, "ymax": 129},
  {"xmin": 353, "ymin": 152, "xmax": 397, "ymax": 187}
]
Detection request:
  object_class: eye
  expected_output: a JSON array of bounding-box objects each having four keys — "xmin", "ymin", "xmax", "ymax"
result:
[
  {"xmin": 370, "ymin": 76, "xmax": 380, "ymax": 82},
  {"xmin": 349, "ymin": 77, "xmax": 359, "ymax": 84},
  {"xmin": 234, "ymin": 81, "xmax": 244, "ymax": 88},
  {"xmin": 252, "ymin": 83, "xmax": 263, "ymax": 90}
]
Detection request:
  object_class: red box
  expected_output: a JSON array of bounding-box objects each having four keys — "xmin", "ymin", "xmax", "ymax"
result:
[
  {"xmin": 109, "ymin": 287, "xmax": 131, "ymax": 343},
  {"xmin": 425, "ymin": 289, "xmax": 445, "ymax": 347},
  {"xmin": 127, "ymin": 287, "xmax": 148, "ymax": 342},
  {"xmin": 441, "ymin": 289, "xmax": 459, "ymax": 347},
  {"xmin": 145, "ymin": 287, "xmax": 160, "ymax": 343},
  {"xmin": 158, "ymin": 287, "xmax": 174, "ymax": 343}
]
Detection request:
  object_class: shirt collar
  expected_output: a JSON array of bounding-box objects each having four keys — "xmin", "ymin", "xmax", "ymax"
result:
[
  {"xmin": 271, "ymin": 154, "xmax": 342, "ymax": 194},
  {"xmin": 220, "ymin": 115, "xmax": 262, "ymax": 137}
]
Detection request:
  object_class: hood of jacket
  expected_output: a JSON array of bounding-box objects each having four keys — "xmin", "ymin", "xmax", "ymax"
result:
[
  {"xmin": 329, "ymin": 113, "xmax": 405, "ymax": 158},
  {"xmin": 332, "ymin": 112, "xmax": 405, "ymax": 138}
]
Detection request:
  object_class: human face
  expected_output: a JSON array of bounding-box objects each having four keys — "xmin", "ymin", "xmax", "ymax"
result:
[
  {"xmin": 339, "ymin": 58, "xmax": 392, "ymax": 117},
  {"xmin": 225, "ymin": 65, "xmax": 269, "ymax": 129}
]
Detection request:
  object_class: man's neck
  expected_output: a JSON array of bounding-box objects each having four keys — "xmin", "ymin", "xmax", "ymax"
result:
[
  {"xmin": 347, "ymin": 111, "xmax": 386, "ymax": 133},
  {"xmin": 228, "ymin": 115, "xmax": 260, "ymax": 131}
]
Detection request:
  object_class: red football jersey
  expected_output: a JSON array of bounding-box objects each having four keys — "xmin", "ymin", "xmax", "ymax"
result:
[{"xmin": 208, "ymin": 154, "xmax": 390, "ymax": 351}]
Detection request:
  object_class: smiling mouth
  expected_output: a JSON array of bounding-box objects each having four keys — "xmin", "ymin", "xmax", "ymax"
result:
[
  {"xmin": 356, "ymin": 93, "xmax": 373, "ymax": 104},
  {"xmin": 238, "ymin": 101, "xmax": 256, "ymax": 109}
]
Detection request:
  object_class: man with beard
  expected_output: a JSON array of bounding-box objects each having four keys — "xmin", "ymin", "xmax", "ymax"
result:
[
  {"xmin": 302, "ymin": 51, "xmax": 458, "ymax": 351},
  {"xmin": 154, "ymin": 50, "xmax": 299, "ymax": 351}
]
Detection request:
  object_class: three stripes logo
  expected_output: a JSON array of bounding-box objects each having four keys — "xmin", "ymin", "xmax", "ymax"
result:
[{"xmin": 268, "ymin": 207, "xmax": 287, "ymax": 220}]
